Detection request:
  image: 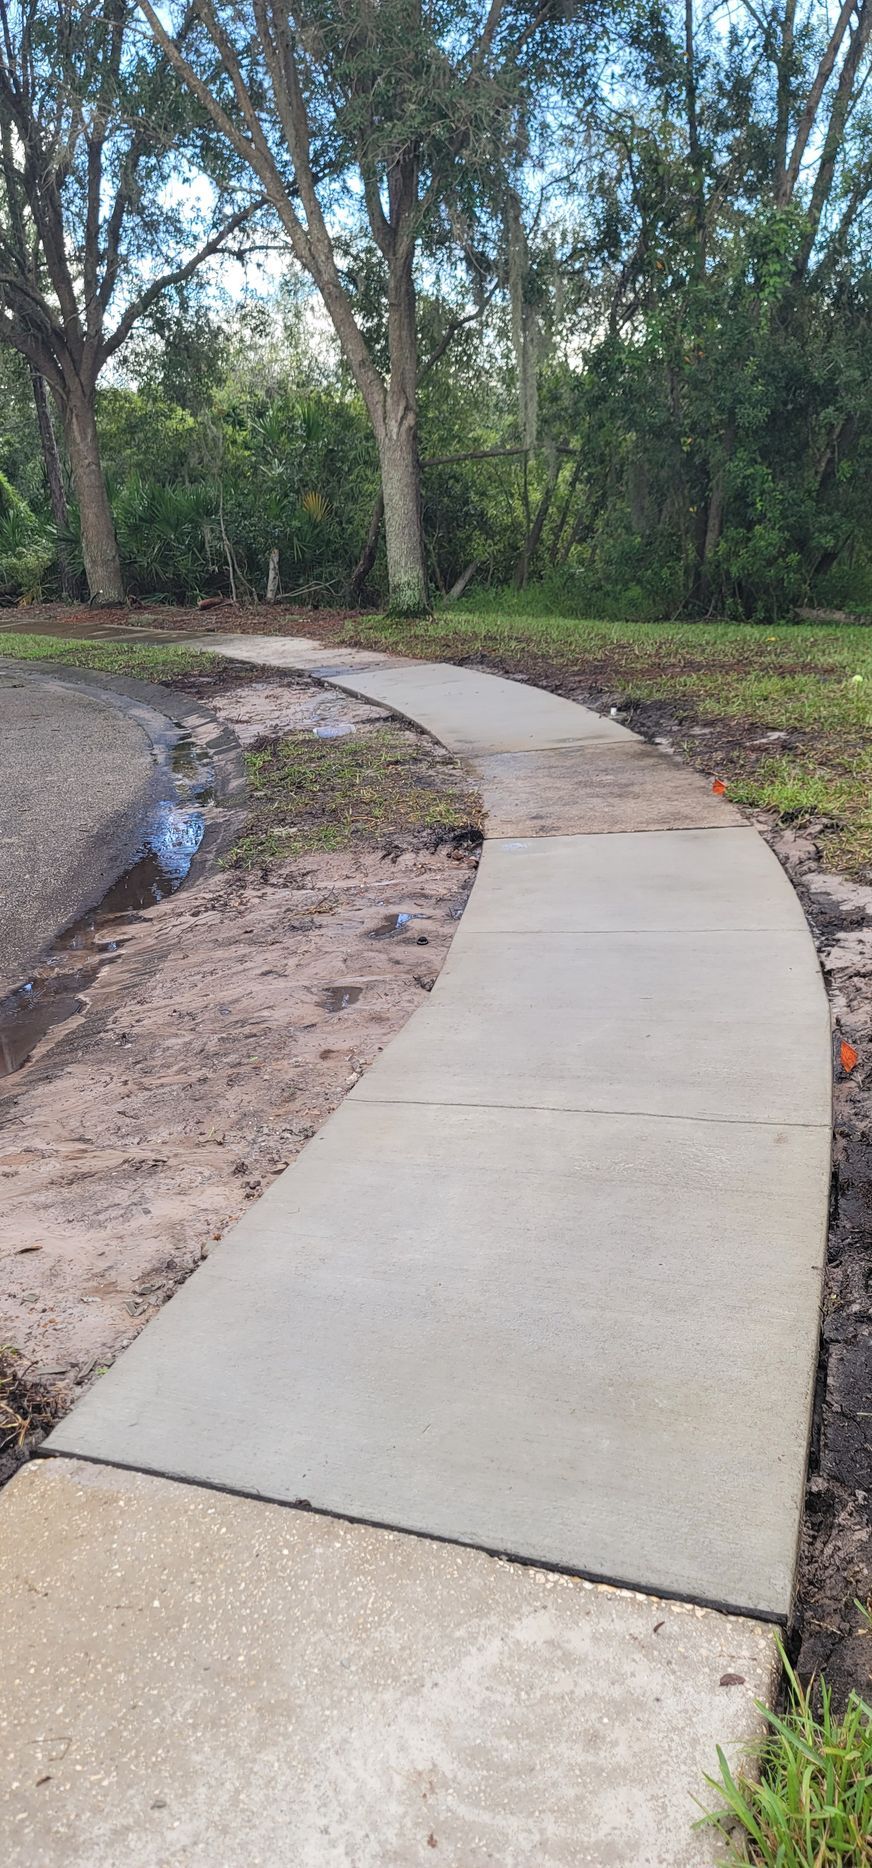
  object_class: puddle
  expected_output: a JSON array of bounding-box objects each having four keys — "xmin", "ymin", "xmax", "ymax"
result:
[
  {"xmin": 370, "ymin": 911, "xmax": 418, "ymax": 938},
  {"xmin": 0, "ymin": 731, "xmax": 212, "ymax": 1079},
  {"xmin": 322, "ymin": 985, "xmax": 364, "ymax": 1012}
]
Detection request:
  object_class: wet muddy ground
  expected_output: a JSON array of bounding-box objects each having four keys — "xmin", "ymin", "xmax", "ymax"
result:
[{"xmin": 0, "ymin": 671, "xmax": 480, "ymax": 1486}]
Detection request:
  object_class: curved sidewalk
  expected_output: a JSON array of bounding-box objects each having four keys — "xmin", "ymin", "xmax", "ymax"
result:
[{"xmin": 46, "ymin": 637, "xmax": 832, "ymax": 1621}]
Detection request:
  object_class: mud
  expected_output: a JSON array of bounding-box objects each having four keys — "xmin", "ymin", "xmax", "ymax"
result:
[
  {"xmin": 768, "ymin": 836, "xmax": 872, "ymax": 1708},
  {"xmin": 0, "ymin": 673, "xmax": 478, "ymax": 1491}
]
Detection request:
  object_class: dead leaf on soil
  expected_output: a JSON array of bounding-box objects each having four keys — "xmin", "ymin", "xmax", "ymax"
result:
[{"xmin": 841, "ymin": 1040, "xmax": 859, "ymax": 1074}]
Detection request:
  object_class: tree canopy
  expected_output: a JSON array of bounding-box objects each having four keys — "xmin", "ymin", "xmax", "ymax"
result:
[{"xmin": 0, "ymin": 0, "xmax": 870, "ymax": 618}]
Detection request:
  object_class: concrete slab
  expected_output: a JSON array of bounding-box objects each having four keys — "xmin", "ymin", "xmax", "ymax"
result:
[
  {"xmin": 353, "ymin": 926, "xmax": 831, "ymax": 1127},
  {"xmin": 466, "ymin": 828, "xmax": 810, "ymax": 934},
  {"xmin": 195, "ymin": 632, "xmax": 408, "ymax": 674},
  {"xmin": 47, "ymin": 1099, "xmax": 828, "ymax": 1614},
  {"xmin": 327, "ymin": 661, "xmax": 634, "ymax": 753},
  {"xmin": 470, "ymin": 742, "xmax": 744, "ymax": 836},
  {"xmin": 0, "ymin": 1459, "xmax": 775, "ymax": 1868}
]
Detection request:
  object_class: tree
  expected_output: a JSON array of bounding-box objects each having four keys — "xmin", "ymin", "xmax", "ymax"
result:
[
  {"xmin": 0, "ymin": 0, "xmax": 259, "ymax": 602},
  {"xmin": 136, "ymin": 0, "xmax": 593, "ymax": 615},
  {"xmin": 540, "ymin": 0, "xmax": 872, "ymax": 615}
]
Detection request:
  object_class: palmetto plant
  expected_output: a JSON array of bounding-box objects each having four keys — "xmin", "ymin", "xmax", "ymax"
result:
[
  {"xmin": 301, "ymin": 489, "xmax": 329, "ymax": 523},
  {"xmin": 113, "ymin": 477, "xmax": 220, "ymax": 597}
]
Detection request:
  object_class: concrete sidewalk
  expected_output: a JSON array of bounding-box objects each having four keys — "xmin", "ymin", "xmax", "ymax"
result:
[
  {"xmin": 2, "ymin": 635, "xmax": 831, "ymax": 1863},
  {"xmin": 48, "ymin": 637, "xmax": 831, "ymax": 1618}
]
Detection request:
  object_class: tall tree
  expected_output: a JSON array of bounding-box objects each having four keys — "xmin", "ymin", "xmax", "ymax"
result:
[
  {"xmin": 137, "ymin": 0, "xmax": 593, "ymax": 615},
  {"xmin": 0, "ymin": 0, "xmax": 258, "ymax": 602},
  {"xmin": 550, "ymin": 0, "xmax": 872, "ymax": 613}
]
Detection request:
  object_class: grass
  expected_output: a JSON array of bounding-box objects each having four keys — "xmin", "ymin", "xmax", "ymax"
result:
[
  {"xmin": 699, "ymin": 1646, "xmax": 872, "ymax": 1865},
  {"xmin": 230, "ymin": 724, "xmax": 480, "ymax": 866},
  {"xmin": 6, "ymin": 607, "xmax": 872, "ymax": 872},
  {"xmin": 334, "ymin": 608, "xmax": 872, "ymax": 874},
  {"xmin": 0, "ymin": 629, "xmax": 222, "ymax": 682}
]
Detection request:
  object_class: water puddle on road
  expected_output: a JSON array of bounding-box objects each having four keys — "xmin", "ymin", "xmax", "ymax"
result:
[{"xmin": 0, "ymin": 735, "xmax": 213, "ymax": 1080}]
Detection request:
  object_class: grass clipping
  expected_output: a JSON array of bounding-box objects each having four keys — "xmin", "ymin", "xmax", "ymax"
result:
[
  {"xmin": 699, "ymin": 1643, "xmax": 872, "ymax": 1865},
  {"xmin": 0, "ymin": 1347, "xmax": 63, "ymax": 1456},
  {"xmin": 230, "ymin": 722, "xmax": 480, "ymax": 867}
]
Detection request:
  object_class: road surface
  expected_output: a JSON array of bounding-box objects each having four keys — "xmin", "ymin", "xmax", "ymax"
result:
[{"xmin": 0, "ymin": 663, "xmax": 161, "ymax": 992}]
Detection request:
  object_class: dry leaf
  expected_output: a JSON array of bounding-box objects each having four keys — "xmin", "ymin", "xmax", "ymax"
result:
[
  {"xmin": 712, "ymin": 779, "xmax": 727, "ymax": 795},
  {"xmin": 841, "ymin": 1040, "xmax": 858, "ymax": 1074}
]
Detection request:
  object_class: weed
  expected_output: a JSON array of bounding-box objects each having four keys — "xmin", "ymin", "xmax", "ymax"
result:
[
  {"xmin": 698, "ymin": 1643, "xmax": 872, "ymax": 1866},
  {"xmin": 229, "ymin": 724, "xmax": 481, "ymax": 866}
]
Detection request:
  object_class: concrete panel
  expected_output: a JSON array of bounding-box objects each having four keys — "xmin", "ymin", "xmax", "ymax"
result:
[
  {"xmin": 197, "ymin": 632, "xmax": 407, "ymax": 674},
  {"xmin": 0, "ymin": 1460, "xmax": 775, "ymax": 1868},
  {"xmin": 466, "ymin": 828, "xmax": 810, "ymax": 934},
  {"xmin": 47, "ymin": 1100, "xmax": 828, "ymax": 1614},
  {"xmin": 354, "ymin": 926, "xmax": 831, "ymax": 1127},
  {"xmin": 470, "ymin": 742, "xmax": 744, "ymax": 836},
  {"xmin": 327, "ymin": 662, "xmax": 633, "ymax": 753}
]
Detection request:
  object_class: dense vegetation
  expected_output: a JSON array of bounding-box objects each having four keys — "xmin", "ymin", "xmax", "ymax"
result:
[{"xmin": 1, "ymin": 1, "xmax": 871, "ymax": 619}]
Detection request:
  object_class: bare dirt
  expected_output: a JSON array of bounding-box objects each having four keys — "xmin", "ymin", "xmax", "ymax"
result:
[{"xmin": 0, "ymin": 671, "xmax": 479, "ymax": 1485}]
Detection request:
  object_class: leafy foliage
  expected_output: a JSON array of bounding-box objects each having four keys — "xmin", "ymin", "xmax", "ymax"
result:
[{"xmin": 0, "ymin": 470, "xmax": 52, "ymax": 596}]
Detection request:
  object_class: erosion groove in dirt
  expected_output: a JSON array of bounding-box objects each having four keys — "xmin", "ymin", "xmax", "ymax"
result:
[{"xmin": 0, "ymin": 671, "xmax": 480, "ymax": 1490}]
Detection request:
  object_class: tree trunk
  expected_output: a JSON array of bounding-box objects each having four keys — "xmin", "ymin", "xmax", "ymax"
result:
[
  {"xmin": 379, "ymin": 421, "xmax": 428, "ymax": 615},
  {"xmin": 62, "ymin": 384, "xmax": 124, "ymax": 605},
  {"xmin": 380, "ymin": 236, "xmax": 429, "ymax": 617},
  {"xmin": 446, "ymin": 559, "xmax": 478, "ymax": 601},
  {"xmin": 350, "ymin": 489, "xmax": 384, "ymax": 599},
  {"xmin": 30, "ymin": 370, "xmax": 77, "ymax": 599},
  {"xmin": 514, "ymin": 450, "xmax": 560, "ymax": 587}
]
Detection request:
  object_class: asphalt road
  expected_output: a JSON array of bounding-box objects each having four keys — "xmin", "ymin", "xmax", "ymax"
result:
[{"xmin": 0, "ymin": 665, "xmax": 162, "ymax": 992}]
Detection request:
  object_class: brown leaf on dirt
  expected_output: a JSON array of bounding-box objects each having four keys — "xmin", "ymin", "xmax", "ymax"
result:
[
  {"xmin": 711, "ymin": 778, "xmax": 727, "ymax": 795},
  {"xmin": 841, "ymin": 1040, "xmax": 859, "ymax": 1074}
]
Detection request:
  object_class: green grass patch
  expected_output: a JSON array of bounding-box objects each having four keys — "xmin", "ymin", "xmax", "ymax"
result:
[
  {"xmin": 699, "ymin": 1646, "xmax": 872, "ymax": 1865},
  {"xmin": 230, "ymin": 724, "xmax": 480, "ymax": 867},
  {"xmin": 0, "ymin": 630, "xmax": 221, "ymax": 682},
  {"xmin": 335, "ymin": 608, "xmax": 872, "ymax": 873}
]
